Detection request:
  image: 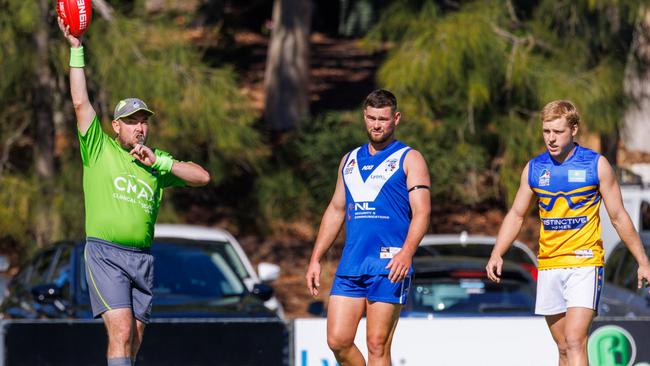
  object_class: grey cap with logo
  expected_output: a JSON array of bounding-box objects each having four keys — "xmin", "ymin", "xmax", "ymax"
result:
[{"xmin": 113, "ymin": 98, "xmax": 155, "ymax": 120}]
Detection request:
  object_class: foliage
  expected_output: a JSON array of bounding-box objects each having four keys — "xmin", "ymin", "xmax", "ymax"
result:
[
  {"xmin": 83, "ymin": 17, "xmax": 265, "ymax": 184},
  {"xmin": 251, "ymin": 111, "xmax": 366, "ymax": 232},
  {"xmin": 0, "ymin": 175, "xmax": 34, "ymax": 257},
  {"xmin": 0, "ymin": 1, "xmax": 263, "ymax": 253},
  {"xmin": 295, "ymin": 111, "xmax": 367, "ymax": 207},
  {"xmin": 365, "ymin": 0, "xmax": 646, "ymax": 204},
  {"xmin": 1, "ymin": 0, "xmax": 649, "ymax": 252}
]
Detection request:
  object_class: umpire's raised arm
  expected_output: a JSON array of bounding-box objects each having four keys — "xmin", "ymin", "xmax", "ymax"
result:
[{"xmin": 57, "ymin": 16, "xmax": 95, "ymax": 135}]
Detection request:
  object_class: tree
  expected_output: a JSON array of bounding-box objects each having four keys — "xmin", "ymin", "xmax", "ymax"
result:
[
  {"xmin": 32, "ymin": 0, "xmax": 59, "ymax": 247},
  {"xmin": 0, "ymin": 0, "xmax": 265, "ymax": 254},
  {"xmin": 365, "ymin": 0, "xmax": 646, "ymax": 204},
  {"xmin": 263, "ymin": 0, "xmax": 311, "ymax": 132},
  {"xmin": 623, "ymin": 5, "xmax": 650, "ymax": 154}
]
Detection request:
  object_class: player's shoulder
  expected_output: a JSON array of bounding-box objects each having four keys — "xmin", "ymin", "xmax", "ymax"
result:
[
  {"xmin": 529, "ymin": 150, "xmax": 549, "ymax": 164},
  {"xmin": 576, "ymin": 144, "xmax": 600, "ymax": 161},
  {"xmin": 340, "ymin": 144, "xmax": 364, "ymax": 163},
  {"xmin": 405, "ymin": 148, "xmax": 424, "ymax": 159}
]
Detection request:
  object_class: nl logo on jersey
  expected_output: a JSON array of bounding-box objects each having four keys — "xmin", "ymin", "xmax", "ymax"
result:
[
  {"xmin": 538, "ymin": 169, "xmax": 551, "ymax": 187},
  {"xmin": 568, "ymin": 169, "xmax": 586, "ymax": 183},
  {"xmin": 347, "ymin": 202, "xmax": 376, "ymax": 221},
  {"xmin": 344, "ymin": 159, "xmax": 356, "ymax": 175}
]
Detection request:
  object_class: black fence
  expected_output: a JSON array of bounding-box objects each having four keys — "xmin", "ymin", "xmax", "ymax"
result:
[
  {"xmin": 2, "ymin": 317, "xmax": 649, "ymax": 366},
  {"xmin": 1, "ymin": 318, "xmax": 288, "ymax": 366}
]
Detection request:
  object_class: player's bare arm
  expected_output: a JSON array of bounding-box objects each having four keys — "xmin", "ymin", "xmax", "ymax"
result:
[
  {"xmin": 58, "ymin": 17, "xmax": 95, "ymax": 135},
  {"xmin": 306, "ymin": 155, "xmax": 348, "ymax": 297},
  {"xmin": 598, "ymin": 156, "xmax": 650, "ymax": 289},
  {"xmin": 487, "ymin": 163, "xmax": 535, "ymax": 283},
  {"xmin": 386, "ymin": 149, "xmax": 431, "ymax": 283}
]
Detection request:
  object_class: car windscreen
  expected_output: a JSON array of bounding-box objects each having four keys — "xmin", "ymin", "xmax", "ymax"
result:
[
  {"xmin": 79, "ymin": 241, "xmax": 248, "ymax": 301},
  {"xmin": 151, "ymin": 242, "xmax": 247, "ymax": 299},
  {"xmin": 416, "ymin": 243, "xmax": 534, "ymax": 265},
  {"xmin": 409, "ymin": 272, "xmax": 535, "ymax": 314},
  {"xmin": 155, "ymin": 237, "xmax": 250, "ymax": 281}
]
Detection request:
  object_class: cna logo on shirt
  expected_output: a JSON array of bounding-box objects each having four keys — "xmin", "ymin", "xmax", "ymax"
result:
[
  {"xmin": 539, "ymin": 169, "xmax": 551, "ymax": 187},
  {"xmin": 112, "ymin": 174, "xmax": 155, "ymax": 213}
]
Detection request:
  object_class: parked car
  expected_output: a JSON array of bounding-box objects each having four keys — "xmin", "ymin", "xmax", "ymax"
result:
[
  {"xmin": 308, "ymin": 233, "xmax": 538, "ymax": 317},
  {"xmin": 598, "ymin": 231, "xmax": 650, "ymax": 318},
  {"xmin": 415, "ymin": 233, "xmax": 538, "ymax": 280},
  {"xmin": 1, "ymin": 225, "xmax": 282, "ymax": 320},
  {"xmin": 402, "ymin": 256, "xmax": 536, "ymax": 317},
  {"xmin": 599, "ymin": 183, "xmax": 650, "ymax": 261},
  {"xmin": 154, "ymin": 224, "xmax": 284, "ymax": 317},
  {"xmin": 0, "ymin": 255, "xmax": 11, "ymax": 304}
]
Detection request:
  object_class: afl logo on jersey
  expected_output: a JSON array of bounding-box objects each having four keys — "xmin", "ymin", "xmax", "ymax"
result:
[
  {"xmin": 539, "ymin": 169, "xmax": 551, "ymax": 187},
  {"xmin": 344, "ymin": 159, "xmax": 356, "ymax": 175}
]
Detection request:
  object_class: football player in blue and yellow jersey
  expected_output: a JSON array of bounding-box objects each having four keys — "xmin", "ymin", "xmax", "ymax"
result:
[
  {"xmin": 486, "ymin": 100, "xmax": 650, "ymax": 366},
  {"xmin": 305, "ymin": 90, "xmax": 431, "ymax": 366}
]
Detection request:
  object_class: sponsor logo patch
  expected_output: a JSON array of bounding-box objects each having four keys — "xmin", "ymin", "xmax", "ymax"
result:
[
  {"xmin": 542, "ymin": 216, "xmax": 587, "ymax": 230},
  {"xmin": 574, "ymin": 249, "xmax": 594, "ymax": 258},
  {"xmin": 380, "ymin": 246, "xmax": 402, "ymax": 259},
  {"xmin": 568, "ymin": 169, "xmax": 587, "ymax": 183},
  {"xmin": 347, "ymin": 201, "xmax": 390, "ymax": 220},
  {"xmin": 384, "ymin": 158, "xmax": 398, "ymax": 172},
  {"xmin": 112, "ymin": 174, "xmax": 155, "ymax": 213}
]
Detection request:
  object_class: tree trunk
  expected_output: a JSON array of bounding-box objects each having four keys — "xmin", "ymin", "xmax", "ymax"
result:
[
  {"xmin": 33, "ymin": 0, "xmax": 59, "ymax": 247},
  {"xmin": 263, "ymin": 0, "xmax": 311, "ymax": 132},
  {"xmin": 623, "ymin": 7, "xmax": 650, "ymax": 154},
  {"xmin": 600, "ymin": 129, "xmax": 620, "ymax": 167}
]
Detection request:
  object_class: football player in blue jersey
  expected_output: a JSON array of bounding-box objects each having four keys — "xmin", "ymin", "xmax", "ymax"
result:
[
  {"xmin": 305, "ymin": 89, "xmax": 431, "ymax": 366},
  {"xmin": 486, "ymin": 100, "xmax": 650, "ymax": 366}
]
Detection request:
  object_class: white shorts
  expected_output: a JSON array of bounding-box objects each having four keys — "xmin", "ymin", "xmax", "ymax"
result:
[{"xmin": 535, "ymin": 266, "xmax": 604, "ymax": 315}]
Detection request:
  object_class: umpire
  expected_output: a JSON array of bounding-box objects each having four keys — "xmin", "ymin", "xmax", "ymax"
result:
[{"xmin": 58, "ymin": 17, "xmax": 210, "ymax": 366}]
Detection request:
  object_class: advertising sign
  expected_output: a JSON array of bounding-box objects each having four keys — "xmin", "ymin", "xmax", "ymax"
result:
[
  {"xmin": 589, "ymin": 320, "xmax": 650, "ymax": 366},
  {"xmin": 294, "ymin": 317, "xmax": 557, "ymax": 366},
  {"xmin": 295, "ymin": 318, "xmax": 650, "ymax": 366}
]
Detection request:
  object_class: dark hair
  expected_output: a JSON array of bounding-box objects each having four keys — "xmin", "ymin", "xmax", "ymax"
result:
[{"xmin": 363, "ymin": 89, "xmax": 397, "ymax": 112}]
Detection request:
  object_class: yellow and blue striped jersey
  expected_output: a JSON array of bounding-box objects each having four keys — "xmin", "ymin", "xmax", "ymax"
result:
[{"xmin": 528, "ymin": 144, "xmax": 603, "ymax": 269}]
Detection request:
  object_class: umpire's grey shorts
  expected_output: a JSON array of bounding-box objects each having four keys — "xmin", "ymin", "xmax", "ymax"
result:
[{"xmin": 84, "ymin": 237, "xmax": 154, "ymax": 323}]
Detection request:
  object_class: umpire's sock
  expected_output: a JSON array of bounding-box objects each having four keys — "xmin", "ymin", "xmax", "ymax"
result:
[{"xmin": 107, "ymin": 357, "xmax": 131, "ymax": 366}]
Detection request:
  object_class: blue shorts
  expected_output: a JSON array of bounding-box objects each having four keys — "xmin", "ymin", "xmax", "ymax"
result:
[{"xmin": 330, "ymin": 274, "xmax": 412, "ymax": 304}]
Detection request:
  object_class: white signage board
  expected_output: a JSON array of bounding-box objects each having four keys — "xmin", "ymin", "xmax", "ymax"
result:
[{"xmin": 294, "ymin": 317, "xmax": 558, "ymax": 366}]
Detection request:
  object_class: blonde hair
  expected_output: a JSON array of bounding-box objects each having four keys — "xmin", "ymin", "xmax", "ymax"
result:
[{"xmin": 541, "ymin": 100, "xmax": 580, "ymax": 126}]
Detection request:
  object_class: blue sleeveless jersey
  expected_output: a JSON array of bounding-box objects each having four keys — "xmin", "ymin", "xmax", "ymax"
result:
[
  {"xmin": 337, "ymin": 140, "xmax": 413, "ymax": 276},
  {"xmin": 528, "ymin": 144, "xmax": 604, "ymax": 269}
]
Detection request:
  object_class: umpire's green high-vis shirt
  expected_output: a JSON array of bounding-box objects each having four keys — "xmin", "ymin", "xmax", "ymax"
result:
[{"xmin": 78, "ymin": 115, "xmax": 185, "ymax": 248}]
